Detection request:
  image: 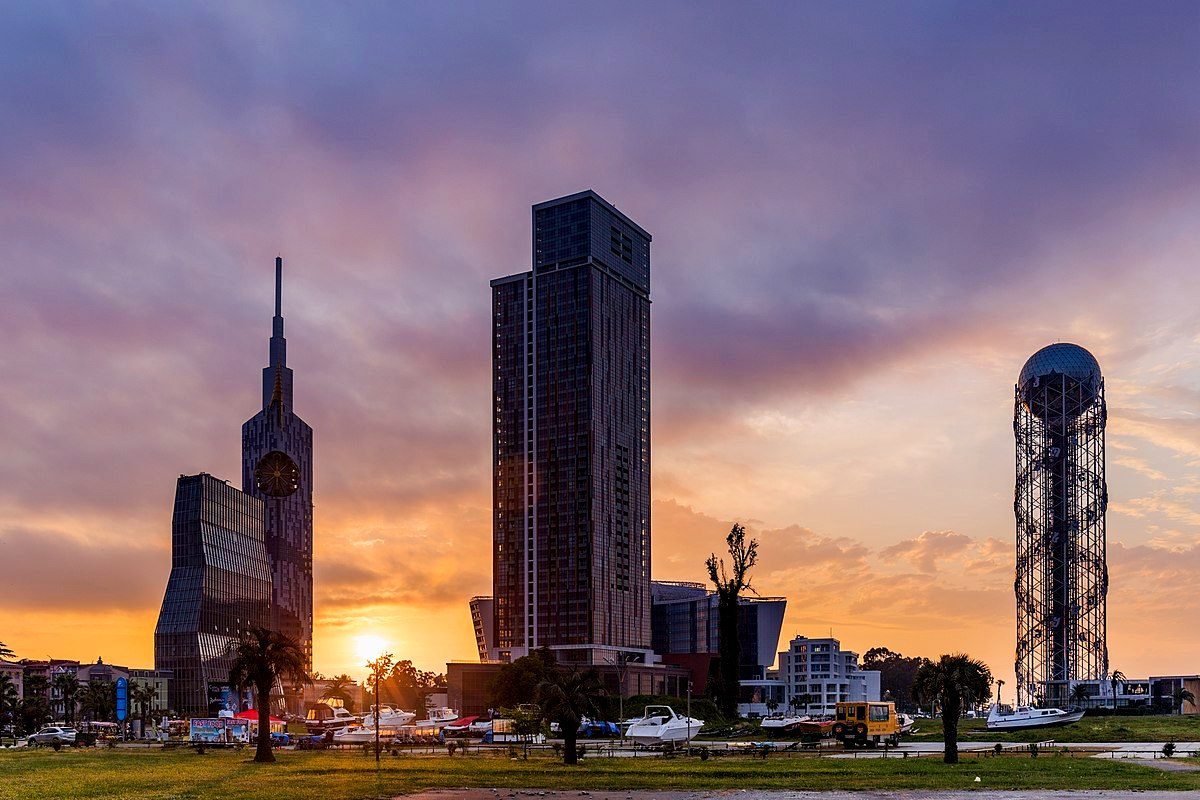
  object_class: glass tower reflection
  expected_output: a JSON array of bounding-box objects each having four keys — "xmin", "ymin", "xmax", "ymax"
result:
[
  {"xmin": 154, "ymin": 473, "xmax": 271, "ymax": 715},
  {"xmin": 492, "ymin": 190, "xmax": 652, "ymax": 663}
]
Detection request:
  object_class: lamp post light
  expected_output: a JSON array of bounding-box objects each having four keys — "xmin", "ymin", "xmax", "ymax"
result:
[{"xmin": 686, "ymin": 681, "xmax": 693, "ymax": 749}]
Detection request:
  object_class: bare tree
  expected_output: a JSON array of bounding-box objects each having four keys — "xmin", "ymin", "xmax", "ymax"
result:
[{"xmin": 706, "ymin": 523, "xmax": 758, "ymax": 718}]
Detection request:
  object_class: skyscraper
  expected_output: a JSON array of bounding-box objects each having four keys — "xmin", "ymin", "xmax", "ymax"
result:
[
  {"xmin": 242, "ymin": 258, "xmax": 315, "ymax": 675},
  {"xmin": 1014, "ymin": 343, "xmax": 1108, "ymax": 707},
  {"xmin": 154, "ymin": 473, "xmax": 271, "ymax": 715},
  {"xmin": 492, "ymin": 190, "xmax": 652, "ymax": 664}
]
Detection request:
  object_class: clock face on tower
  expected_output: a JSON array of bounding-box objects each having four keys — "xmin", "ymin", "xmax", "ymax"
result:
[{"xmin": 254, "ymin": 450, "xmax": 300, "ymax": 497}]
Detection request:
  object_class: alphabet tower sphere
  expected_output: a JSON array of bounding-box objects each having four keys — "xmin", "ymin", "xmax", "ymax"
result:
[{"xmin": 1014, "ymin": 343, "xmax": 1108, "ymax": 707}]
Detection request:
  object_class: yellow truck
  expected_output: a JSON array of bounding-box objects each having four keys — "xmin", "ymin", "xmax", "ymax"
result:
[{"xmin": 832, "ymin": 701, "xmax": 901, "ymax": 748}]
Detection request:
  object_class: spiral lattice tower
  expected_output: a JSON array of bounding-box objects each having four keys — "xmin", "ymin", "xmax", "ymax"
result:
[{"xmin": 1014, "ymin": 343, "xmax": 1108, "ymax": 708}]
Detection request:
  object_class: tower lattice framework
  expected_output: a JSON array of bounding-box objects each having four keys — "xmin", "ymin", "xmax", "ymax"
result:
[{"xmin": 1014, "ymin": 344, "xmax": 1108, "ymax": 708}]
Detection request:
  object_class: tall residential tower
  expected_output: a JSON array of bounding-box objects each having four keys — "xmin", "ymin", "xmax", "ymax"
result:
[
  {"xmin": 1014, "ymin": 343, "xmax": 1108, "ymax": 707},
  {"xmin": 242, "ymin": 257, "xmax": 315, "ymax": 675},
  {"xmin": 491, "ymin": 190, "xmax": 652, "ymax": 665}
]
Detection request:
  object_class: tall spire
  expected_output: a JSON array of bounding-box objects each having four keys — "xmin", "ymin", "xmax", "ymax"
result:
[{"xmin": 262, "ymin": 256, "xmax": 293, "ymax": 411}]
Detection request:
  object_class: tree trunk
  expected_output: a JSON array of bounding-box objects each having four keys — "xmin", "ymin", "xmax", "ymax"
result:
[
  {"xmin": 255, "ymin": 681, "xmax": 275, "ymax": 763},
  {"xmin": 718, "ymin": 593, "xmax": 741, "ymax": 718},
  {"xmin": 564, "ymin": 729, "xmax": 578, "ymax": 765},
  {"xmin": 941, "ymin": 699, "xmax": 960, "ymax": 764}
]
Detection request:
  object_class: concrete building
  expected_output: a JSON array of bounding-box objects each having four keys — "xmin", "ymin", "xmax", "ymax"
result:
[
  {"xmin": 491, "ymin": 190, "xmax": 652, "ymax": 666},
  {"xmin": 777, "ymin": 635, "xmax": 880, "ymax": 715},
  {"xmin": 469, "ymin": 596, "xmax": 499, "ymax": 662}
]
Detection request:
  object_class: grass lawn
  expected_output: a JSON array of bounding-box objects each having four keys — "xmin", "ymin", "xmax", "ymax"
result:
[
  {"xmin": 906, "ymin": 714, "xmax": 1200, "ymax": 743},
  {"xmin": 3, "ymin": 746, "xmax": 1200, "ymax": 800}
]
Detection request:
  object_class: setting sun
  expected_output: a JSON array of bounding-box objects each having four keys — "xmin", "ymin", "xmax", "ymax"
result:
[{"xmin": 353, "ymin": 634, "xmax": 389, "ymax": 666}]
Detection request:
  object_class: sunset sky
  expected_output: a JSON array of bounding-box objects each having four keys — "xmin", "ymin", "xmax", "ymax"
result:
[{"xmin": 3, "ymin": 2, "xmax": 1200, "ymax": 691}]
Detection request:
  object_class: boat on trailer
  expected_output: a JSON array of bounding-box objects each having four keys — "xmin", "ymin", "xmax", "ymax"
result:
[{"xmin": 985, "ymin": 703, "xmax": 1085, "ymax": 731}]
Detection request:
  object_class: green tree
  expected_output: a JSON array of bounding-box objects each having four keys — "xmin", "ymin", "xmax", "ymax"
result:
[
  {"xmin": 488, "ymin": 647, "xmax": 559, "ymax": 709},
  {"xmin": 365, "ymin": 654, "xmax": 394, "ymax": 766},
  {"xmin": 227, "ymin": 626, "xmax": 310, "ymax": 763},
  {"xmin": 384, "ymin": 660, "xmax": 444, "ymax": 711},
  {"xmin": 320, "ymin": 674, "xmax": 356, "ymax": 713},
  {"xmin": 0, "ymin": 642, "xmax": 14, "ymax": 660},
  {"xmin": 80, "ymin": 680, "xmax": 116, "ymax": 722},
  {"xmin": 20, "ymin": 675, "xmax": 51, "ymax": 733},
  {"xmin": 537, "ymin": 667, "xmax": 604, "ymax": 765},
  {"xmin": 765, "ymin": 697, "xmax": 779, "ymax": 715},
  {"xmin": 912, "ymin": 653, "xmax": 993, "ymax": 764},
  {"xmin": 130, "ymin": 681, "xmax": 156, "ymax": 733},
  {"xmin": 1173, "ymin": 687, "xmax": 1195, "ymax": 715},
  {"xmin": 705, "ymin": 523, "xmax": 758, "ymax": 718},
  {"xmin": 862, "ymin": 647, "xmax": 927, "ymax": 712},
  {"xmin": 499, "ymin": 704, "xmax": 543, "ymax": 760},
  {"xmin": 52, "ymin": 673, "xmax": 79, "ymax": 725},
  {"xmin": 1108, "ymin": 670, "xmax": 1125, "ymax": 711},
  {"xmin": 0, "ymin": 673, "xmax": 18, "ymax": 740},
  {"xmin": 1070, "ymin": 683, "xmax": 1090, "ymax": 707}
]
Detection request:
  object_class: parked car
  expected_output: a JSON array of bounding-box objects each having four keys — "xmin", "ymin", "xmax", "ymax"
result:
[{"xmin": 28, "ymin": 727, "xmax": 77, "ymax": 746}]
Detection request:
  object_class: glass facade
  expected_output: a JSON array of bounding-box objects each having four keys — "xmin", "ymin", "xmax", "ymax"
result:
[
  {"xmin": 241, "ymin": 257, "xmax": 315, "ymax": 674},
  {"xmin": 492, "ymin": 190, "xmax": 652, "ymax": 661},
  {"xmin": 154, "ymin": 473, "xmax": 271, "ymax": 716}
]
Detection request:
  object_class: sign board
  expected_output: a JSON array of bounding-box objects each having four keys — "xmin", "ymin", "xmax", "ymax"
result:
[{"xmin": 115, "ymin": 677, "xmax": 128, "ymax": 722}]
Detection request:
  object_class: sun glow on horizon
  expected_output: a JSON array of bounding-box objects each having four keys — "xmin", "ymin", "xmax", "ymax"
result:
[{"xmin": 353, "ymin": 634, "xmax": 389, "ymax": 666}]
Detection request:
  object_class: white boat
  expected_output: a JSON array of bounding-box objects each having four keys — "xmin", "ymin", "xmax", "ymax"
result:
[
  {"xmin": 414, "ymin": 706, "xmax": 460, "ymax": 730},
  {"xmin": 897, "ymin": 713, "xmax": 916, "ymax": 734},
  {"xmin": 760, "ymin": 714, "xmax": 810, "ymax": 732},
  {"xmin": 985, "ymin": 703, "xmax": 1085, "ymax": 731},
  {"xmin": 362, "ymin": 705, "xmax": 416, "ymax": 728},
  {"xmin": 625, "ymin": 705, "xmax": 704, "ymax": 745},
  {"xmin": 333, "ymin": 724, "xmax": 400, "ymax": 744}
]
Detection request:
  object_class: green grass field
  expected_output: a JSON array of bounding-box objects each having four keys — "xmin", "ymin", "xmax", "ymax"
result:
[
  {"xmin": 2, "ymin": 746, "xmax": 1200, "ymax": 800},
  {"xmin": 905, "ymin": 713, "xmax": 1200, "ymax": 743}
]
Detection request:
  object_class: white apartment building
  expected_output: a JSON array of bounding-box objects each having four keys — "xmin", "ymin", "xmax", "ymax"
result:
[{"xmin": 777, "ymin": 635, "xmax": 879, "ymax": 714}]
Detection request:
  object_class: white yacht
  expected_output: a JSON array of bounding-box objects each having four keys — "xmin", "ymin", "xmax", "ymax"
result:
[
  {"xmin": 985, "ymin": 703, "xmax": 1085, "ymax": 731},
  {"xmin": 760, "ymin": 714, "xmax": 810, "ymax": 732},
  {"xmin": 362, "ymin": 705, "xmax": 416, "ymax": 728},
  {"xmin": 625, "ymin": 705, "xmax": 704, "ymax": 745},
  {"xmin": 333, "ymin": 724, "xmax": 400, "ymax": 744},
  {"xmin": 414, "ymin": 706, "xmax": 461, "ymax": 730}
]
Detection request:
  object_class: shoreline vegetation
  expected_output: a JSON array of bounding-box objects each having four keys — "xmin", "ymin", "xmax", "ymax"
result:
[{"xmin": 3, "ymin": 745, "xmax": 1200, "ymax": 800}]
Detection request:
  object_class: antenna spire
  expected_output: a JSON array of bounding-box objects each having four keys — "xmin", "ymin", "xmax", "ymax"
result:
[{"xmin": 275, "ymin": 256, "xmax": 283, "ymax": 317}]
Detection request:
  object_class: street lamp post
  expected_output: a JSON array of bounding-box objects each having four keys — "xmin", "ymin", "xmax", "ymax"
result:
[{"xmin": 686, "ymin": 682, "xmax": 693, "ymax": 750}]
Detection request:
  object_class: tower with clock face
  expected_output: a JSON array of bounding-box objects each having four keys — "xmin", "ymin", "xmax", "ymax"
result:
[{"xmin": 242, "ymin": 257, "xmax": 315, "ymax": 676}]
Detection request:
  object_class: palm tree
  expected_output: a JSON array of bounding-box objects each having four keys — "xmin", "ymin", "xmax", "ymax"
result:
[
  {"xmin": 1109, "ymin": 670, "xmax": 1125, "ymax": 711},
  {"xmin": 228, "ymin": 627, "xmax": 309, "ymax": 763},
  {"xmin": 1070, "ymin": 683, "xmax": 1090, "ymax": 708},
  {"xmin": 53, "ymin": 673, "xmax": 79, "ymax": 725},
  {"xmin": 1173, "ymin": 687, "xmax": 1196, "ymax": 715},
  {"xmin": 0, "ymin": 673, "xmax": 18, "ymax": 741},
  {"xmin": 995, "ymin": 679, "xmax": 1005, "ymax": 706},
  {"xmin": 537, "ymin": 667, "xmax": 604, "ymax": 765},
  {"xmin": 912, "ymin": 654, "xmax": 993, "ymax": 764},
  {"xmin": 320, "ymin": 674, "xmax": 356, "ymax": 713},
  {"xmin": 130, "ymin": 682, "xmax": 156, "ymax": 734},
  {"xmin": 80, "ymin": 680, "xmax": 115, "ymax": 722}
]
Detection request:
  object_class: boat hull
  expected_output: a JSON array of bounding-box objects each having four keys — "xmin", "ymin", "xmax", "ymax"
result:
[{"xmin": 986, "ymin": 708, "xmax": 1085, "ymax": 731}]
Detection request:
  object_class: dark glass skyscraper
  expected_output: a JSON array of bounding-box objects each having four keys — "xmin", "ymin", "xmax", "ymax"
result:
[
  {"xmin": 492, "ymin": 190, "xmax": 652, "ymax": 664},
  {"xmin": 242, "ymin": 258, "xmax": 315, "ymax": 674},
  {"xmin": 154, "ymin": 473, "xmax": 271, "ymax": 715}
]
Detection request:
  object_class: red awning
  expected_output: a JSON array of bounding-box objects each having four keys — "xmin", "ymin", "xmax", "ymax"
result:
[{"xmin": 233, "ymin": 709, "xmax": 286, "ymax": 724}]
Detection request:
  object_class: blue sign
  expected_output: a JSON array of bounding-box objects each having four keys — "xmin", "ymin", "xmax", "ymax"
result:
[{"xmin": 116, "ymin": 677, "xmax": 128, "ymax": 722}]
